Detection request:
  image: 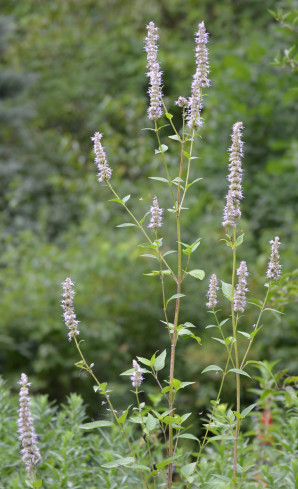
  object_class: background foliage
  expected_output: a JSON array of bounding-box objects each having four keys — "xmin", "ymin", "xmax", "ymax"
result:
[{"xmin": 0, "ymin": 0, "xmax": 297, "ymax": 412}]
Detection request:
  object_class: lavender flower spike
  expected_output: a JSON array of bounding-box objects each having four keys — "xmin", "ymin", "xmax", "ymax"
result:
[
  {"xmin": 234, "ymin": 261, "xmax": 248, "ymax": 313},
  {"xmin": 131, "ymin": 360, "xmax": 144, "ymax": 388},
  {"xmin": 148, "ymin": 196, "xmax": 163, "ymax": 229},
  {"xmin": 92, "ymin": 132, "xmax": 112, "ymax": 182},
  {"xmin": 188, "ymin": 21, "xmax": 210, "ymax": 129},
  {"xmin": 266, "ymin": 236, "xmax": 282, "ymax": 281},
  {"xmin": 61, "ymin": 277, "xmax": 80, "ymax": 342},
  {"xmin": 18, "ymin": 373, "xmax": 41, "ymax": 478},
  {"xmin": 206, "ymin": 274, "xmax": 218, "ymax": 309},
  {"xmin": 223, "ymin": 122, "xmax": 244, "ymax": 229},
  {"xmin": 145, "ymin": 21, "xmax": 163, "ymax": 120}
]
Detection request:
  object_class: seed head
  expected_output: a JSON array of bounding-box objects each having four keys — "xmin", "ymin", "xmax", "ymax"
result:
[
  {"xmin": 266, "ymin": 237, "xmax": 282, "ymax": 281},
  {"xmin": 61, "ymin": 278, "xmax": 80, "ymax": 342},
  {"xmin": 145, "ymin": 22, "xmax": 163, "ymax": 120},
  {"xmin": 223, "ymin": 122, "xmax": 244, "ymax": 228},
  {"xmin": 234, "ymin": 261, "xmax": 248, "ymax": 313},
  {"xmin": 92, "ymin": 132, "xmax": 112, "ymax": 182},
  {"xmin": 206, "ymin": 274, "xmax": 218, "ymax": 309},
  {"xmin": 131, "ymin": 360, "xmax": 144, "ymax": 388},
  {"xmin": 188, "ymin": 21, "xmax": 210, "ymax": 129},
  {"xmin": 148, "ymin": 196, "xmax": 163, "ymax": 229},
  {"xmin": 18, "ymin": 373, "xmax": 41, "ymax": 478}
]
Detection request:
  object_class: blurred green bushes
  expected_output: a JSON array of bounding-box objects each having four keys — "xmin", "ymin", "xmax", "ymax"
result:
[{"xmin": 0, "ymin": 0, "xmax": 297, "ymax": 407}]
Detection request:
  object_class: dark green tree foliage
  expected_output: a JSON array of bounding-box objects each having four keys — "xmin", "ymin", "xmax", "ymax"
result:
[{"xmin": 0, "ymin": 0, "xmax": 297, "ymax": 405}]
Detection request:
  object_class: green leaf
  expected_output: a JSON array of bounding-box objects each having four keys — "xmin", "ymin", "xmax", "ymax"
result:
[
  {"xmin": 168, "ymin": 134, "xmax": 180, "ymax": 141},
  {"xmin": 129, "ymin": 464, "xmax": 150, "ymax": 472},
  {"xmin": 146, "ymin": 413, "xmax": 158, "ymax": 432},
  {"xmin": 180, "ymin": 381, "xmax": 195, "ymax": 389},
  {"xmin": 120, "ymin": 368, "xmax": 135, "ymax": 376},
  {"xmin": 102, "ymin": 457, "xmax": 135, "ymax": 468},
  {"xmin": 183, "ymin": 151, "xmax": 191, "ymax": 159},
  {"xmin": 32, "ymin": 481, "xmax": 43, "ymax": 489},
  {"xmin": 221, "ymin": 281, "xmax": 233, "ymax": 300},
  {"xmin": 140, "ymin": 253, "xmax": 158, "ymax": 260},
  {"xmin": 156, "ymin": 456, "xmax": 179, "ymax": 470},
  {"xmin": 178, "ymin": 328, "xmax": 193, "ymax": 336},
  {"xmin": 208, "ymin": 435, "xmax": 234, "ymax": 443},
  {"xmin": 205, "ymin": 324, "xmax": 217, "ymax": 329},
  {"xmin": 162, "ymin": 250, "xmax": 177, "ymax": 257},
  {"xmin": 179, "ymin": 433, "xmax": 199, "ymax": 442},
  {"xmin": 188, "ymin": 269, "xmax": 205, "ymax": 280},
  {"xmin": 181, "ymin": 462, "xmax": 196, "ymax": 478},
  {"xmin": 154, "ymin": 349, "xmax": 167, "ymax": 371},
  {"xmin": 116, "ymin": 223, "xmax": 136, "ymax": 227},
  {"xmin": 228, "ymin": 368, "xmax": 251, "ymax": 378},
  {"xmin": 238, "ymin": 330, "xmax": 251, "ymax": 339},
  {"xmin": 233, "ymin": 410, "xmax": 244, "ymax": 420},
  {"xmin": 109, "ymin": 198, "xmax": 123, "ymax": 204},
  {"xmin": 244, "ymin": 361, "xmax": 278, "ymax": 386},
  {"xmin": 241, "ymin": 403, "xmax": 257, "ymax": 418},
  {"xmin": 165, "ymin": 113, "xmax": 173, "ymax": 120},
  {"xmin": 80, "ymin": 420, "xmax": 114, "ymax": 429},
  {"xmin": 122, "ymin": 195, "xmax": 131, "ymax": 204},
  {"xmin": 118, "ymin": 405, "xmax": 132, "ymax": 424},
  {"xmin": 166, "ymin": 293, "xmax": 185, "ymax": 306},
  {"xmin": 201, "ymin": 365, "xmax": 223, "ymax": 373},
  {"xmin": 263, "ymin": 308, "xmax": 285, "ymax": 315},
  {"xmin": 148, "ymin": 176, "xmax": 169, "ymax": 183},
  {"xmin": 155, "ymin": 144, "xmax": 168, "ymax": 154},
  {"xmin": 172, "ymin": 177, "xmax": 184, "ymax": 183},
  {"xmin": 184, "ymin": 321, "xmax": 196, "ymax": 328},
  {"xmin": 220, "ymin": 318, "xmax": 229, "ymax": 327},
  {"xmin": 212, "ymin": 337, "xmax": 226, "ymax": 345},
  {"xmin": 136, "ymin": 356, "xmax": 151, "ymax": 367},
  {"xmin": 186, "ymin": 177, "xmax": 203, "ymax": 189},
  {"xmin": 235, "ymin": 233, "xmax": 244, "ymax": 247}
]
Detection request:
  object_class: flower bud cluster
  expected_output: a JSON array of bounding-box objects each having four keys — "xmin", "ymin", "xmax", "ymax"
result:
[
  {"xmin": 188, "ymin": 21, "xmax": 210, "ymax": 129},
  {"xmin": 92, "ymin": 132, "xmax": 112, "ymax": 182},
  {"xmin": 234, "ymin": 261, "xmax": 248, "ymax": 313},
  {"xmin": 223, "ymin": 122, "xmax": 244, "ymax": 228},
  {"xmin": 206, "ymin": 274, "xmax": 218, "ymax": 309},
  {"xmin": 61, "ymin": 278, "xmax": 80, "ymax": 342},
  {"xmin": 131, "ymin": 360, "xmax": 144, "ymax": 388},
  {"xmin": 17, "ymin": 373, "xmax": 41, "ymax": 477},
  {"xmin": 266, "ymin": 236, "xmax": 282, "ymax": 281},
  {"xmin": 145, "ymin": 22, "xmax": 163, "ymax": 120},
  {"xmin": 148, "ymin": 196, "xmax": 163, "ymax": 229}
]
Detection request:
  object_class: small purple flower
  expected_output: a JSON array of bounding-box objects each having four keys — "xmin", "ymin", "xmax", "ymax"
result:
[
  {"xmin": 92, "ymin": 132, "xmax": 112, "ymax": 182},
  {"xmin": 175, "ymin": 96, "xmax": 190, "ymax": 108},
  {"xmin": 223, "ymin": 122, "xmax": 244, "ymax": 229},
  {"xmin": 18, "ymin": 373, "xmax": 41, "ymax": 478},
  {"xmin": 206, "ymin": 274, "xmax": 218, "ymax": 309},
  {"xmin": 148, "ymin": 196, "xmax": 163, "ymax": 229},
  {"xmin": 145, "ymin": 22, "xmax": 163, "ymax": 120},
  {"xmin": 131, "ymin": 360, "xmax": 144, "ymax": 388},
  {"xmin": 188, "ymin": 21, "xmax": 210, "ymax": 129},
  {"xmin": 266, "ymin": 237, "xmax": 282, "ymax": 281},
  {"xmin": 234, "ymin": 261, "xmax": 248, "ymax": 313},
  {"xmin": 61, "ymin": 278, "xmax": 80, "ymax": 342}
]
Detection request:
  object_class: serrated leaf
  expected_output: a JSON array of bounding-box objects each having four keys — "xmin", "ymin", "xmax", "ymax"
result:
[
  {"xmin": 102, "ymin": 456, "xmax": 135, "ymax": 468},
  {"xmin": 188, "ymin": 269, "xmax": 205, "ymax": 280},
  {"xmin": 148, "ymin": 176, "xmax": 169, "ymax": 183},
  {"xmin": 154, "ymin": 349, "xmax": 167, "ymax": 371},
  {"xmin": 116, "ymin": 223, "xmax": 136, "ymax": 227},
  {"xmin": 221, "ymin": 281, "xmax": 233, "ymax": 300},
  {"xmin": 201, "ymin": 365, "xmax": 223, "ymax": 374},
  {"xmin": 228, "ymin": 368, "xmax": 251, "ymax": 378},
  {"xmin": 80, "ymin": 420, "xmax": 114, "ymax": 429}
]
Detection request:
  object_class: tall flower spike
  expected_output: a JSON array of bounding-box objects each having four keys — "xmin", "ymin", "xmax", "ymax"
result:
[
  {"xmin": 234, "ymin": 261, "xmax": 248, "ymax": 313},
  {"xmin": 206, "ymin": 274, "xmax": 218, "ymax": 309},
  {"xmin": 266, "ymin": 236, "xmax": 282, "ymax": 281},
  {"xmin": 131, "ymin": 360, "xmax": 144, "ymax": 388},
  {"xmin": 223, "ymin": 122, "xmax": 244, "ymax": 229},
  {"xmin": 148, "ymin": 196, "xmax": 163, "ymax": 229},
  {"xmin": 145, "ymin": 21, "xmax": 163, "ymax": 120},
  {"xmin": 188, "ymin": 21, "xmax": 210, "ymax": 129},
  {"xmin": 61, "ymin": 278, "xmax": 80, "ymax": 342},
  {"xmin": 18, "ymin": 373, "xmax": 41, "ymax": 478},
  {"xmin": 92, "ymin": 132, "xmax": 112, "ymax": 182}
]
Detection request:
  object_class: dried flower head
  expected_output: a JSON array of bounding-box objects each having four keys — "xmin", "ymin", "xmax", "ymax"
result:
[
  {"xmin": 234, "ymin": 261, "xmax": 248, "ymax": 313},
  {"xmin": 131, "ymin": 360, "xmax": 144, "ymax": 388},
  {"xmin": 206, "ymin": 274, "xmax": 218, "ymax": 309},
  {"xmin": 266, "ymin": 236, "xmax": 282, "ymax": 281},
  {"xmin": 223, "ymin": 122, "xmax": 244, "ymax": 229},
  {"xmin": 18, "ymin": 373, "xmax": 41, "ymax": 478},
  {"xmin": 148, "ymin": 196, "xmax": 163, "ymax": 229},
  {"xmin": 92, "ymin": 132, "xmax": 112, "ymax": 182},
  {"xmin": 145, "ymin": 21, "xmax": 163, "ymax": 120},
  {"xmin": 188, "ymin": 21, "xmax": 210, "ymax": 129},
  {"xmin": 61, "ymin": 278, "xmax": 80, "ymax": 342}
]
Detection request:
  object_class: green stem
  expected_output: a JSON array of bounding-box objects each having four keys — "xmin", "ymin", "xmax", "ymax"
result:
[
  {"xmin": 106, "ymin": 181, "xmax": 177, "ymax": 282},
  {"xmin": 213, "ymin": 310, "xmax": 236, "ymax": 369},
  {"xmin": 136, "ymin": 389, "xmax": 156, "ymax": 489},
  {"xmin": 154, "ymin": 121, "xmax": 176, "ymax": 208}
]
